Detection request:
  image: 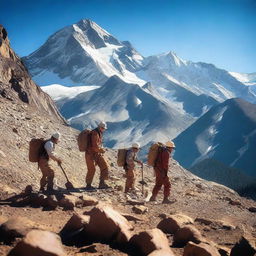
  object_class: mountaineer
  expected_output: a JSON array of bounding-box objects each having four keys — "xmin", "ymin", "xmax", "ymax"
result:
[
  {"xmin": 85, "ymin": 121, "xmax": 110, "ymax": 190},
  {"xmin": 124, "ymin": 142, "xmax": 143, "ymax": 193},
  {"xmin": 38, "ymin": 132, "xmax": 62, "ymax": 192},
  {"xmin": 149, "ymin": 141, "xmax": 176, "ymax": 204}
]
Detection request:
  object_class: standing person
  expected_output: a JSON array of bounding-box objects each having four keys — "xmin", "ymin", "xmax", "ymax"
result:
[
  {"xmin": 38, "ymin": 132, "xmax": 62, "ymax": 192},
  {"xmin": 124, "ymin": 142, "xmax": 143, "ymax": 193},
  {"xmin": 85, "ymin": 121, "xmax": 110, "ymax": 190},
  {"xmin": 150, "ymin": 141, "xmax": 175, "ymax": 204}
]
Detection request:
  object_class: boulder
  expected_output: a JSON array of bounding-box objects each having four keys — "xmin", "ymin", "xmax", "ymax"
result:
[
  {"xmin": 0, "ymin": 217, "xmax": 37, "ymax": 244},
  {"xmin": 230, "ymin": 236, "xmax": 256, "ymax": 256},
  {"xmin": 58, "ymin": 195, "xmax": 78, "ymax": 210},
  {"xmin": 127, "ymin": 199, "xmax": 145, "ymax": 205},
  {"xmin": 132, "ymin": 205, "xmax": 148, "ymax": 214},
  {"xmin": 61, "ymin": 203, "xmax": 133, "ymax": 245},
  {"xmin": 122, "ymin": 214, "xmax": 144, "ymax": 222},
  {"xmin": 148, "ymin": 249, "xmax": 175, "ymax": 256},
  {"xmin": 157, "ymin": 214, "xmax": 194, "ymax": 234},
  {"xmin": 85, "ymin": 203, "xmax": 133, "ymax": 244},
  {"xmin": 129, "ymin": 228, "xmax": 174, "ymax": 256},
  {"xmin": 8, "ymin": 230, "xmax": 66, "ymax": 256},
  {"xmin": 184, "ymin": 241, "xmax": 221, "ymax": 256},
  {"xmin": 60, "ymin": 213, "xmax": 90, "ymax": 242},
  {"xmin": 173, "ymin": 225, "xmax": 203, "ymax": 247}
]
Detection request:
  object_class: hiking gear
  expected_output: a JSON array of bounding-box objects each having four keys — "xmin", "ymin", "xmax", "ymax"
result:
[
  {"xmin": 85, "ymin": 151, "xmax": 108, "ymax": 185},
  {"xmin": 89, "ymin": 128, "xmax": 103, "ymax": 153},
  {"xmin": 155, "ymin": 147, "xmax": 170, "ymax": 172},
  {"xmin": 98, "ymin": 180, "xmax": 111, "ymax": 189},
  {"xmin": 152, "ymin": 167, "xmax": 171, "ymax": 199},
  {"xmin": 52, "ymin": 132, "xmax": 60, "ymax": 139},
  {"xmin": 149, "ymin": 196, "xmax": 156, "ymax": 201},
  {"xmin": 124, "ymin": 169, "xmax": 135, "ymax": 193},
  {"xmin": 29, "ymin": 138, "xmax": 45, "ymax": 162},
  {"xmin": 98, "ymin": 121, "xmax": 107, "ymax": 129},
  {"xmin": 139, "ymin": 165, "xmax": 147, "ymax": 195},
  {"xmin": 132, "ymin": 142, "xmax": 140, "ymax": 149},
  {"xmin": 85, "ymin": 184, "xmax": 96, "ymax": 191},
  {"xmin": 39, "ymin": 158, "xmax": 54, "ymax": 191},
  {"xmin": 77, "ymin": 129, "xmax": 91, "ymax": 152},
  {"xmin": 117, "ymin": 148, "xmax": 128, "ymax": 167},
  {"xmin": 162, "ymin": 198, "xmax": 176, "ymax": 204},
  {"xmin": 165, "ymin": 141, "xmax": 175, "ymax": 148},
  {"xmin": 147, "ymin": 142, "xmax": 164, "ymax": 166},
  {"xmin": 58, "ymin": 164, "xmax": 75, "ymax": 190}
]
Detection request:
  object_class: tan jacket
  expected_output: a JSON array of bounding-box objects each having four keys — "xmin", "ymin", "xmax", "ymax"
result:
[{"xmin": 88, "ymin": 128, "xmax": 103, "ymax": 153}]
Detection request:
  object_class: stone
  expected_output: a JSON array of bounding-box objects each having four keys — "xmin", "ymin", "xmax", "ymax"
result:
[
  {"xmin": 148, "ymin": 249, "xmax": 175, "ymax": 256},
  {"xmin": 230, "ymin": 236, "xmax": 256, "ymax": 256},
  {"xmin": 132, "ymin": 205, "xmax": 148, "ymax": 214},
  {"xmin": 248, "ymin": 207, "xmax": 256, "ymax": 213},
  {"xmin": 61, "ymin": 204, "xmax": 133, "ymax": 245},
  {"xmin": 44, "ymin": 195, "xmax": 58, "ymax": 209},
  {"xmin": 8, "ymin": 230, "xmax": 66, "ymax": 256},
  {"xmin": 173, "ymin": 225, "xmax": 204, "ymax": 247},
  {"xmin": 184, "ymin": 241, "xmax": 221, "ymax": 256},
  {"xmin": 157, "ymin": 214, "xmax": 194, "ymax": 234},
  {"xmin": 71, "ymin": 193, "xmax": 98, "ymax": 207},
  {"xmin": 127, "ymin": 199, "xmax": 145, "ymax": 205},
  {"xmin": 122, "ymin": 214, "xmax": 144, "ymax": 222},
  {"xmin": 129, "ymin": 228, "xmax": 174, "ymax": 255},
  {"xmin": 58, "ymin": 195, "xmax": 77, "ymax": 210},
  {"xmin": 0, "ymin": 217, "xmax": 36, "ymax": 244},
  {"xmin": 195, "ymin": 218, "xmax": 213, "ymax": 225},
  {"xmin": 84, "ymin": 203, "xmax": 133, "ymax": 244}
]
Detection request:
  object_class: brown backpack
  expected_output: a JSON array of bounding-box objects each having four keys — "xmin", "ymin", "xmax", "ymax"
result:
[
  {"xmin": 77, "ymin": 129, "xmax": 91, "ymax": 152},
  {"xmin": 117, "ymin": 148, "xmax": 128, "ymax": 167},
  {"xmin": 147, "ymin": 142, "xmax": 164, "ymax": 166},
  {"xmin": 29, "ymin": 138, "xmax": 45, "ymax": 162}
]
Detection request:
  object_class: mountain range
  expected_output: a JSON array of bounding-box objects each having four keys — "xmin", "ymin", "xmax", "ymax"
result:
[{"xmin": 22, "ymin": 19, "xmax": 256, "ymax": 193}]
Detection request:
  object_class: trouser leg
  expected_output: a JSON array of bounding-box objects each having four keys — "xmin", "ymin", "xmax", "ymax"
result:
[
  {"xmin": 85, "ymin": 153, "xmax": 96, "ymax": 185},
  {"xmin": 163, "ymin": 176, "xmax": 171, "ymax": 199},
  {"xmin": 151, "ymin": 169, "xmax": 164, "ymax": 198},
  {"xmin": 95, "ymin": 153, "xmax": 109, "ymax": 182},
  {"xmin": 39, "ymin": 158, "xmax": 54, "ymax": 190},
  {"xmin": 125, "ymin": 169, "xmax": 135, "ymax": 193}
]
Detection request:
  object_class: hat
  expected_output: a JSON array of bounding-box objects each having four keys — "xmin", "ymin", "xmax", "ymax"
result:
[
  {"xmin": 132, "ymin": 142, "xmax": 140, "ymax": 149},
  {"xmin": 98, "ymin": 121, "xmax": 107, "ymax": 129},
  {"xmin": 52, "ymin": 132, "xmax": 61, "ymax": 139},
  {"xmin": 165, "ymin": 141, "xmax": 175, "ymax": 148}
]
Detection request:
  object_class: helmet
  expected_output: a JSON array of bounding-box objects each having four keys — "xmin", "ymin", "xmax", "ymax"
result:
[
  {"xmin": 165, "ymin": 141, "xmax": 175, "ymax": 148},
  {"xmin": 52, "ymin": 132, "xmax": 61, "ymax": 139},
  {"xmin": 98, "ymin": 121, "xmax": 107, "ymax": 129},
  {"xmin": 132, "ymin": 142, "xmax": 140, "ymax": 149}
]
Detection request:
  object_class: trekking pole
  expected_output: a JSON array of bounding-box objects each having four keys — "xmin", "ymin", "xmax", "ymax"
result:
[{"xmin": 139, "ymin": 164, "xmax": 147, "ymax": 196}]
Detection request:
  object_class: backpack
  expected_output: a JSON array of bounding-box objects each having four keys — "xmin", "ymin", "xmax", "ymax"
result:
[
  {"xmin": 77, "ymin": 129, "xmax": 91, "ymax": 152},
  {"xmin": 147, "ymin": 142, "xmax": 164, "ymax": 166},
  {"xmin": 29, "ymin": 138, "xmax": 45, "ymax": 162},
  {"xmin": 117, "ymin": 148, "xmax": 128, "ymax": 167}
]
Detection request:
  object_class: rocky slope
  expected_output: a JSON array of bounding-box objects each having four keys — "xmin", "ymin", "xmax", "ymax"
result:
[{"xmin": 0, "ymin": 25, "xmax": 256, "ymax": 256}]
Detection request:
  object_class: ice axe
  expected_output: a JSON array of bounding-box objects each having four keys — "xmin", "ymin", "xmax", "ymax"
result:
[
  {"xmin": 58, "ymin": 163, "xmax": 75, "ymax": 190},
  {"xmin": 139, "ymin": 164, "xmax": 147, "ymax": 195}
]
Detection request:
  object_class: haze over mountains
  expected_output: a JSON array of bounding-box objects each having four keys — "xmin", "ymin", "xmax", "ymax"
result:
[{"xmin": 22, "ymin": 19, "xmax": 256, "ymax": 194}]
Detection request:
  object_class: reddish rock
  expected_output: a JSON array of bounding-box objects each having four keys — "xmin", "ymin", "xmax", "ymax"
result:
[
  {"xmin": 230, "ymin": 236, "xmax": 256, "ymax": 256},
  {"xmin": 0, "ymin": 217, "xmax": 36, "ymax": 244},
  {"xmin": 148, "ymin": 249, "xmax": 175, "ymax": 256},
  {"xmin": 132, "ymin": 205, "xmax": 148, "ymax": 214},
  {"xmin": 129, "ymin": 228, "xmax": 174, "ymax": 256},
  {"xmin": 173, "ymin": 225, "xmax": 203, "ymax": 247},
  {"xmin": 157, "ymin": 214, "xmax": 194, "ymax": 234},
  {"xmin": 8, "ymin": 230, "xmax": 66, "ymax": 256},
  {"xmin": 85, "ymin": 203, "xmax": 133, "ymax": 244},
  {"xmin": 248, "ymin": 207, "xmax": 256, "ymax": 213},
  {"xmin": 60, "ymin": 213, "xmax": 90, "ymax": 238},
  {"xmin": 184, "ymin": 241, "xmax": 221, "ymax": 256}
]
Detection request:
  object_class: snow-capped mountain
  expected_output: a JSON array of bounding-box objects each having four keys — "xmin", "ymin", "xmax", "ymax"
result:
[
  {"xmin": 23, "ymin": 19, "xmax": 145, "ymax": 86},
  {"xmin": 47, "ymin": 75, "xmax": 194, "ymax": 148},
  {"xmin": 173, "ymin": 98, "xmax": 256, "ymax": 178}
]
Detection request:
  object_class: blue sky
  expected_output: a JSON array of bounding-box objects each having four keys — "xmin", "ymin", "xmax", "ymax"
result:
[{"xmin": 1, "ymin": 0, "xmax": 256, "ymax": 73}]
